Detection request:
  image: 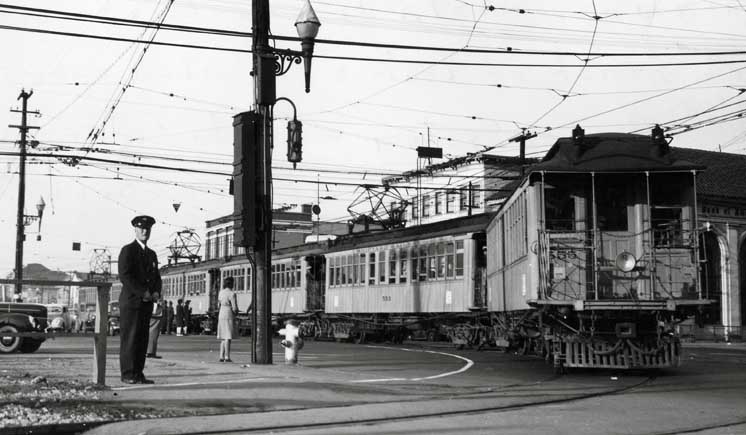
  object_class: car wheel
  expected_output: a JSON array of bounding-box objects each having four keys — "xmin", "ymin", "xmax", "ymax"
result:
[
  {"xmin": 18, "ymin": 339, "xmax": 43, "ymax": 353},
  {"xmin": 0, "ymin": 325, "xmax": 23, "ymax": 353}
]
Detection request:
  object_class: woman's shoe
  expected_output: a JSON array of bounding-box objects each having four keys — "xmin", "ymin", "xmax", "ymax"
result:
[
  {"xmin": 219, "ymin": 358, "xmax": 224, "ymax": 362},
  {"xmin": 225, "ymin": 358, "xmax": 232, "ymax": 363}
]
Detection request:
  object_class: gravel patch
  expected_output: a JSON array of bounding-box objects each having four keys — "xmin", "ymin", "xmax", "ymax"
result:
[{"xmin": 0, "ymin": 370, "xmax": 167, "ymax": 430}]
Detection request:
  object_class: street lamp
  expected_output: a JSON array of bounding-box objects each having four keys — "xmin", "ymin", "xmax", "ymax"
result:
[
  {"xmin": 24, "ymin": 196, "xmax": 46, "ymax": 241},
  {"xmin": 271, "ymin": 0, "xmax": 321, "ymax": 94},
  {"xmin": 295, "ymin": 0, "xmax": 321, "ymax": 93}
]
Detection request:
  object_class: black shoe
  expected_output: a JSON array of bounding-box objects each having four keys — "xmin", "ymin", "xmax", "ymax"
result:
[
  {"xmin": 136, "ymin": 374, "xmax": 155, "ymax": 384},
  {"xmin": 146, "ymin": 353, "xmax": 162, "ymax": 359},
  {"xmin": 121, "ymin": 377, "xmax": 137, "ymax": 384}
]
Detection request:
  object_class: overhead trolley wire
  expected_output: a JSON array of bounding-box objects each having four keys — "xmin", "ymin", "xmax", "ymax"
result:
[
  {"xmin": 6, "ymin": 22, "xmax": 746, "ymax": 68},
  {"xmin": 4, "ymin": 4, "xmax": 746, "ymax": 58}
]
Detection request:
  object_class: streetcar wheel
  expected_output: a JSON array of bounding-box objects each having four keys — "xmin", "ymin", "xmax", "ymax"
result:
[{"xmin": 0, "ymin": 325, "xmax": 22, "ymax": 353}]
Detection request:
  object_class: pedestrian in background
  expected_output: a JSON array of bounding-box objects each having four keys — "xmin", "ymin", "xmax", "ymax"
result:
[
  {"xmin": 184, "ymin": 300, "xmax": 192, "ymax": 335},
  {"xmin": 217, "ymin": 277, "xmax": 238, "ymax": 362},
  {"xmin": 160, "ymin": 300, "xmax": 168, "ymax": 334},
  {"xmin": 118, "ymin": 215, "xmax": 161, "ymax": 384},
  {"xmin": 166, "ymin": 301, "xmax": 174, "ymax": 334},
  {"xmin": 147, "ymin": 300, "xmax": 164, "ymax": 359},
  {"xmin": 175, "ymin": 299, "xmax": 185, "ymax": 336}
]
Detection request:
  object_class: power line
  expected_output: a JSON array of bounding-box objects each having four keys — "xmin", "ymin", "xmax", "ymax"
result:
[
  {"xmin": 86, "ymin": 0, "xmax": 175, "ymax": 145},
  {"xmin": 5, "ymin": 3, "xmax": 746, "ymax": 57}
]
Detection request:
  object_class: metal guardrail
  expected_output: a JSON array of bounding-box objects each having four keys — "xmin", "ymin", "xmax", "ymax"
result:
[{"xmin": 0, "ymin": 279, "xmax": 111, "ymax": 385}]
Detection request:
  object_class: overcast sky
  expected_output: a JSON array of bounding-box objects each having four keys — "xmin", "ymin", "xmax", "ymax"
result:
[{"xmin": 2, "ymin": 0, "xmax": 746, "ymax": 274}]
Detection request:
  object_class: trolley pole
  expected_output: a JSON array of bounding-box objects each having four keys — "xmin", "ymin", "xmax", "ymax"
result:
[
  {"xmin": 10, "ymin": 90, "xmax": 40, "ymax": 297},
  {"xmin": 252, "ymin": 0, "xmax": 274, "ymax": 364}
]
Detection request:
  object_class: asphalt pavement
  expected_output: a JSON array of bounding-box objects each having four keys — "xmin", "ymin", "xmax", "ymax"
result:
[{"xmin": 80, "ymin": 339, "xmax": 746, "ymax": 435}]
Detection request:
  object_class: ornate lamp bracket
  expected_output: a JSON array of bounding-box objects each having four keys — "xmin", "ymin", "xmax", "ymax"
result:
[{"xmin": 272, "ymin": 49, "xmax": 303, "ymax": 76}]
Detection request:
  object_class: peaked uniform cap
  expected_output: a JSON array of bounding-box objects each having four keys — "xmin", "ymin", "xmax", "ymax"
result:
[{"xmin": 131, "ymin": 215, "xmax": 156, "ymax": 229}]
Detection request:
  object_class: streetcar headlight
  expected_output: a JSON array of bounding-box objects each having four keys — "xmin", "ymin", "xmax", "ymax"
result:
[{"xmin": 615, "ymin": 251, "xmax": 637, "ymax": 272}]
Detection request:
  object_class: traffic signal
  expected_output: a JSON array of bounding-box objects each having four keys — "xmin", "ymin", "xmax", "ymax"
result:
[
  {"xmin": 233, "ymin": 111, "xmax": 262, "ymax": 247},
  {"xmin": 286, "ymin": 119, "xmax": 303, "ymax": 169}
]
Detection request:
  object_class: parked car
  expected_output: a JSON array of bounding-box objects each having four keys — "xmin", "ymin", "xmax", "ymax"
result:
[
  {"xmin": 79, "ymin": 309, "xmax": 96, "ymax": 333},
  {"xmin": 45, "ymin": 304, "xmax": 74, "ymax": 332},
  {"xmin": 0, "ymin": 302, "xmax": 48, "ymax": 353},
  {"xmin": 108, "ymin": 301, "xmax": 120, "ymax": 336}
]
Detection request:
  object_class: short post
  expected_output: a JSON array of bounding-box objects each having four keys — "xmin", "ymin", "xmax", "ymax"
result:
[{"xmin": 93, "ymin": 284, "xmax": 110, "ymax": 385}]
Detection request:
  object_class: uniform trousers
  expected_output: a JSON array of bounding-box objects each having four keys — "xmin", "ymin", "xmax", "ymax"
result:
[
  {"xmin": 147, "ymin": 314, "xmax": 163, "ymax": 355},
  {"xmin": 119, "ymin": 302, "xmax": 153, "ymax": 380}
]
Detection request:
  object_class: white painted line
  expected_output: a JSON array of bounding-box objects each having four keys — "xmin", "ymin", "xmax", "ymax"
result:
[
  {"xmin": 350, "ymin": 345, "xmax": 474, "ymax": 383},
  {"xmin": 352, "ymin": 378, "xmax": 407, "ymax": 383},
  {"xmin": 112, "ymin": 377, "xmax": 267, "ymax": 391}
]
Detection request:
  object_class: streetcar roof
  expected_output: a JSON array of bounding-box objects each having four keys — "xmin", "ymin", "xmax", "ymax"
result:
[{"xmin": 530, "ymin": 133, "xmax": 703, "ymax": 174}]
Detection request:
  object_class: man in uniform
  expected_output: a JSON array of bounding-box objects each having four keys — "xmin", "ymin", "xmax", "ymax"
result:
[{"xmin": 118, "ymin": 215, "xmax": 161, "ymax": 384}]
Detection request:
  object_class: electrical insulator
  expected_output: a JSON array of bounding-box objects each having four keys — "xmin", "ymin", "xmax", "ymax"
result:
[{"xmin": 287, "ymin": 119, "xmax": 303, "ymax": 169}]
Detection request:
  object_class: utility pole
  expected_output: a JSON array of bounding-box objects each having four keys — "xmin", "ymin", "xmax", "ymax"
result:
[
  {"xmin": 10, "ymin": 90, "xmax": 40, "ymax": 297},
  {"xmin": 252, "ymin": 0, "xmax": 275, "ymax": 364},
  {"xmin": 242, "ymin": 0, "xmax": 319, "ymax": 363},
  {"xmin": 509, "ymin": 129, "xmax": 537, "ymax": 176}
]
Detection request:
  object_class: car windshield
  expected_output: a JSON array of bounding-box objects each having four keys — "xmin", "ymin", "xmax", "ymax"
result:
[{"xmin": 48, "ymin": 307, "xmax": 62, "ymax": 314}]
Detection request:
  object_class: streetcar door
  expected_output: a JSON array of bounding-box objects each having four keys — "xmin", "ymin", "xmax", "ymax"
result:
[
  {"xmin": 472, "ymin": 233, "xmax": 487, "ymax": 308},
  {"xmin": 207, "ymin": 268, "xmax": 220, "ymax": 313},
  {"xmin": 305, "ymin": 255, "xmax": 326, "ymax": 311}
]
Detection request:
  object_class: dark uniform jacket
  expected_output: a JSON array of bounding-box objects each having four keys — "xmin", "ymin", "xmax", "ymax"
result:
[{"xmin": 118, "ymin": 240, "xmax": 162, "ymax": 308}]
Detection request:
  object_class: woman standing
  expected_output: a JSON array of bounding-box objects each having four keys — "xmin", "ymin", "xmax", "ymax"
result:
[{"xmin": 217, "ymin": 277, "xmax": 238, "ymax": 362}]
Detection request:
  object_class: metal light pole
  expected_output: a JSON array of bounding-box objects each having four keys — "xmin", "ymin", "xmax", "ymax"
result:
[{"xmin": 250, "ymin": 0, "xmax": 320, "ymax": 364}]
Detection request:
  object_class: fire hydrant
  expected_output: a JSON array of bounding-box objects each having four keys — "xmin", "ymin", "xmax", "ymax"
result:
[{"xmin": 279, "ymin": 320, "xmax": 304, "ymax": 364}]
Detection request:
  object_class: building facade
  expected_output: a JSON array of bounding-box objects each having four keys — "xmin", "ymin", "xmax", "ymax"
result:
[{"xmin": 382, "ymin": 154, "xmax": 535, "ymax": 227}]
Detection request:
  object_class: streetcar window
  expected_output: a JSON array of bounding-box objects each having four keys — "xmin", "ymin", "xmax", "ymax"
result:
[
  {"xmin": 347, "ymin": 255, "xmax": 354, "ymax": 285},
  {"xmin": 412, "ymin": 197, "xmax": 418, "ymax": 220},
  {"xmin": 422, "ymin": 195, "xmax": 431, "ymax": 217},
  {"xmin": 336, "ymin": 257, "xmax": 342, "ymax": 286},
  {"xmin": 595, "ymin": 176, "xmax": 629, "ymax": 231},
  {"xmin": 411, "ymin": 248, "xmax": 418, "ymax": 282},
  {"xmin": 459, "ymin": 186, "xmax": 468, "ymax": 211},
  {"xmin": 399, "ymin": 248, "xmax": 408, "ymax": 283},
  {"xmin": 437, "ymin": 242, "xmax": 446, "ymax": 278},
  {"xmin": 378, "ymin": 251, "xmax": 386, "ymax": 284},
  {"xmin": 389, "ymin": 250, "xmax": 398, "ymax": 284},
  {"xmin": 340, "ymin": 257, "xmax": 347, "ymax": 286},
  {"xmin": 427, "ymin": 244, "xmax": 437, "ymax": 279},
  {"xmin": 455, "ymin": 240, "xmax": 464, "ymax": 277},
  {"xmin": 352, "ymin": 255, "xmax": 359, "ymax": 285},
  {"xmin": 419, "ymin": 246, "xmax": 428, "ymax": 281},
  {"xmin": 359, "ymin": 254, "xmax": 366, "ymax": 285},
  {"xmin": 369, "ymin": 253, "xmax": 376, "ymax": 285},
  {"xmin": 651, "ymin": 175, "xmax": 685, "ymax": 246},
  {"xmin": 289, "ymin": 263, "xmax": 295, "ymax": 288},
  {"xmin": 447, "ymin": 242, "xmax": 455, "ymax": 278},
  {"xmin": 328, "ymin": 258, "xmax": 335, "ymax": 287},
  {"xmin": 435, "ymin": 192, "xmax": 442, "ymax": 215},
  {"xmin": 545, "ymin": 184, "xmax": 575, "ymax": 231}
]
